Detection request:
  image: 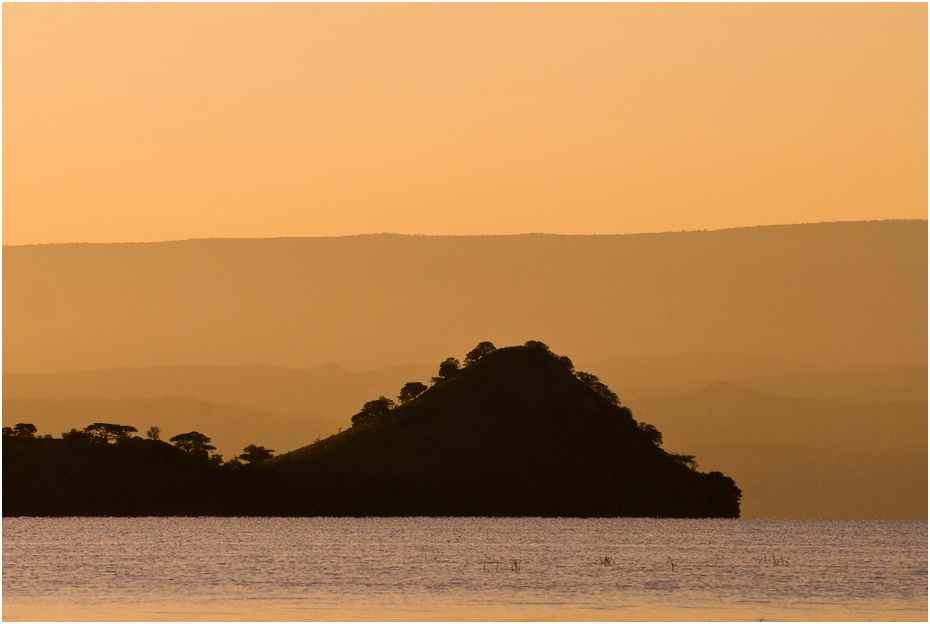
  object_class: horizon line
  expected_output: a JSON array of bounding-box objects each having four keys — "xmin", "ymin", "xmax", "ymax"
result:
[{"xmin": 2, "ymin": 218, "xmax": 925, "ymax": 248}]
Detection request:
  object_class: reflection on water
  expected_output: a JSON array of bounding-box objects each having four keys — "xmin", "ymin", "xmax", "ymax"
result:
[{"xmin": 3, "ymin": 518, "xmax": 927, "ymax": 621}]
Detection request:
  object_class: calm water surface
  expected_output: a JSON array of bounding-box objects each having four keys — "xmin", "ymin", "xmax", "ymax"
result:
[{"xmin": 3, "ymin": 518, "xmax": 926, "ymax": 621}]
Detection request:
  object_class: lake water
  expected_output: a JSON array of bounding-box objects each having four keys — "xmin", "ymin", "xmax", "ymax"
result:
[{"xmin": 2, "ymin": 518, "xmax": 926, "ymax": 621}]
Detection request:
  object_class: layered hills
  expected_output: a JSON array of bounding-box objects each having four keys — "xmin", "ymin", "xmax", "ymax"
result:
[
  {"xmin": 3, "ymin": 221, "xmax": 925, "ymax": 518},
  {"xmin": 626, "ymin": 378, "xmax": 927, "ymax": 518},
  {"xmin": 3, "ymin": 364, "xmax": 432, "ymax": 457},
  {"xmin": 4, "ymin": 358, "xmax": 925, "ymax": 518}
]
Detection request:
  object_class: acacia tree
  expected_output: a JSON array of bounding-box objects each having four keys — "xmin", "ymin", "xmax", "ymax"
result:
[
  {"xmin": 638, "ymin": 422, "xmax": 663, "ymax": 446},
  {"xmin": 239, "ymin": 444, "xmax": 275, "ymax": 464},
  {"xmin": 669, "ymin": 453, "xmax": 697, "ymax": 470},
  {"xmin": 398, "ymin": 381, "xmax": 428, "ymax": 405},
  {"xmin": 464, "ymin": 341, "xmax": 496, "ymax": 366},
  {"xmin": 62, "ymin": 428, "xmax": 93, "ymax": 444},
  {"xmin": 84, "ymin": 423, "xmax": 138, "ymax": 443},
  {"xmin": 351, "ymin": 396, "xmax": 396, "ymax": 426},
  {"xmin": 170, "ymin": 431, "xmax": 216, "ymax": 459},
  {"xmin": 575, "ymin": 371, "xmax": 620, "ymax": 406},
  {"xmin": 3, "ymin": 423, "xmax": 38, "ymax": 438},
  {"xmin": 524, "ymin": 340, "xmax": 551, "ymax": 351},
  {"xmin": 431, "ymin": 357, "xmax": 461, "ymax": 384}
]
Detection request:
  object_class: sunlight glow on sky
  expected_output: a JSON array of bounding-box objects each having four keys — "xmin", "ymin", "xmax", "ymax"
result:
[{"xmin": 3, "ymin": 3, "xmax": 926, "ymax": 245}]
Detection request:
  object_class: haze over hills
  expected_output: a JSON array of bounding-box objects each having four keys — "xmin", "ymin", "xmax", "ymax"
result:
[
  {"xmin": 1, "ymin": 364, "xmax": 428, "ymax": 458},
  {"xmin": 628, "ymin": 381, "xmax": 927, "ymax": 450},
  {"xmin": 4, "ymin": 358, "xmax": 925, "ymax": 518},
  {"xmin": 2, "ymin": 364, "xmax": 431, "ymax": 423},
  {"xmin": 733, "ymin": 364, "xmax": 929, "ymax": 404},
  {"xmin": 625, "ymin": 381, "xmax": 927, "ymax": 519},
  {"xmin": 2, "ymin": 221, "xmax": 926, "ymax": 518},
  {"xmin": 589, "ymin": 352, "xmax": 817, "ymax": 398},
  {"xmin": 682, "ymin": 444, "xmax": 925, "ymax": 520},
  {"xmin": 4, "ymin": 221, "xmax": 926, "ymax": 374},
  {"xmin": 2, "ymin": 345, "xmax": 743, "ymax": 518}
]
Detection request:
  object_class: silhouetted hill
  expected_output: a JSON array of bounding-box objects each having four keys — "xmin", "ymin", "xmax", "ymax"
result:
[
  {"xmin": 273, "ymin": 346, "xmax": 741, "ymax": 517},
  {"xmin": 5, "ymin": 359, "xmax": 923, "ymax": 518},
  {"xmin": 3, "ymin": 344, "xmax": 741, "ymax": 517},
  {"xmin": 4, "ymin": 221, "xmax": 926, "ymax": 374}
]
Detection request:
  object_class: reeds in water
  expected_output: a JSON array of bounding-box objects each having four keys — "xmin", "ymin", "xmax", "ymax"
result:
[{"xmin": 758, "ymin": 552, "xmax": 789, "ymax": 567}]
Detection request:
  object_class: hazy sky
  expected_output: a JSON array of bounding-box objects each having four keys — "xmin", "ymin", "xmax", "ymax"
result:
[{"xmin": 3, "ymin": 3, "xmax": 927, "ymax": 245}]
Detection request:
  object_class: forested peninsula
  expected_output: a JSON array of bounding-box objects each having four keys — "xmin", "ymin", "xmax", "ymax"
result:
[{"xmin": 3, "ymin": 342, "xmax": 741, "ymax": 517}]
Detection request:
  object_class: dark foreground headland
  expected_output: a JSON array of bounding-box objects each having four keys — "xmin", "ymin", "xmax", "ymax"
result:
[{"xmin": 3, "ymin": 343, "xmax": 741, "ymax": 517}]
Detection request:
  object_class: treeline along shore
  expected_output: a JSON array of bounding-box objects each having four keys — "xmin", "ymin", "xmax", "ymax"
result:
[{"xmin": 3, "ymin": 342, "xmax": 741, "ymax": 518}]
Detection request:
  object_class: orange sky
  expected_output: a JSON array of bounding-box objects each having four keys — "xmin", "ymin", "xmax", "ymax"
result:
[{"xmin": 3, "ymin": 3, "xmax": 927, "ymax": 245}]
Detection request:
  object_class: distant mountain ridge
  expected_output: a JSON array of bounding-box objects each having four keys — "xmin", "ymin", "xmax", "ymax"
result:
[
  {"xmin": 4, "ymin": 220, "xmax": 926, "ymax": 373},
  {"xmin": 3, "ymin": 363, "xmax": 432, "ymax": 418},
  {"xmin": 734, "ymin": 365, "xmax": 928, "ymax": 404}
]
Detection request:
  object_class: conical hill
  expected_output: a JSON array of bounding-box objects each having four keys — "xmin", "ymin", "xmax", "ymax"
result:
[{"xmin": 274, "ymin": 345, "xmax": 742, "ymax": 517}]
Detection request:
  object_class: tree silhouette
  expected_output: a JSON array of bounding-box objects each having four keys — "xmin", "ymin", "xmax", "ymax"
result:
[
  {"xmin": 84, "ymin": 423, "xmax": 138, "ymax": 443},
  {"xmin": 3, "ymin": 423, "xmax": 38, "ymax": 438},
  {"xmin": 638, "ymin": 422, "xmax": 663, "ymax": 446},
  {"xmin": 669, "ymin": 453, "xmax": 697, "ymax": 470},
  {"xmin": 464, "ymin": 341, "xmax": 496, "ymax": 366},
  {"xmin": 524, "ymin": 340, "xmax": 550, "ymax": 351},
  {"xmin": 239, "ymin": 444, "xmax": 275, "ymax": 464},
  {"xmin": 398, "ymin": 381, "xmax": 428, "ymax": 404},
  {"xmin": 62, "ymin": 428, "xmax": 93, "ymax": 444},
  {"xmin": 575, "ymin": 371, "xmax": 620, "ymax": 405},
  {"xmin": 351, "ymin": 396, "xmax": 396, "ymax": 426},
  {"xmin": 170, "ymin": 431, "xmax": 216, "ymax": 459},
  {"xmin": 146, "ymin": 426, "xmax": 161, "ymax": 441},
  {"xmin": 431, "ymin": 357, "xmax": 461, "ymax": 384}
]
